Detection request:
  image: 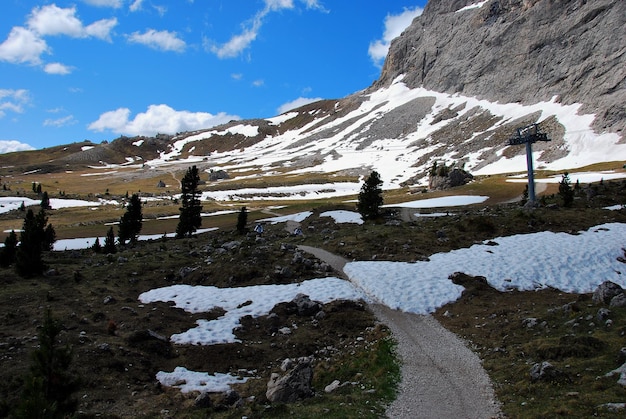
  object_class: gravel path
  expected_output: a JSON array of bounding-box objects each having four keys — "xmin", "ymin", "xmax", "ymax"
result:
[{"xmin": 297, "ymin": 245, "xmax": 502, "ymax": 418}]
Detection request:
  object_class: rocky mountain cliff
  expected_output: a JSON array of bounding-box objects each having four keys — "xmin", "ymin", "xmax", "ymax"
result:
[
  {"xmin": 2, "ymin": 0, "xmax": 624, "ymax": 196},
  {"xmin": 378, "ymin": 0, "xmax": 625, "ymax": 134}
]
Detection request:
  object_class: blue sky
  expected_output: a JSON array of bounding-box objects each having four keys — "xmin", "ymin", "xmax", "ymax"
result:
[{"xmin": 0, "ymin": 0, "xmax": 425, "ymax": 152}]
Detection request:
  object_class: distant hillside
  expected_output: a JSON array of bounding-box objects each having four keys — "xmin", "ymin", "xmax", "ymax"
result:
[{"xmin": 1, "ymin": 0, "xmax": 624, "ymax": 196}]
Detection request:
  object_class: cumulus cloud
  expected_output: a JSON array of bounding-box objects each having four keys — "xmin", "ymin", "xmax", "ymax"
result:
[
  {"xmin": 208, "ymin": 0, "xmax": 323, "ymax": 59},
  {"xmin": 27, "ymin": 4, "xmax": 117, "ymax": 41},
  {"xmin": 0, "ymin": 140, "xmax": 35, "ymax": 154},
  {"xmin": 127, "ymin": 29, "xmax": 186, "ymax": 52},
  {"xmin": 44, "ymin": 62, "xmax": 74, "ymax": 75},
  {"xmin": 369, "ymin": 6, "xmax": 423, "ymax": 67},
  {"xmin": 81, "ymin": 0, "xmax": 124, "ymax": 8},
  {"xmin": 0, "ymin": 4, "xmax": 117, "ymax": 67},
  {"xmin": 277, "ymin": 97, "xmax": 323, "ymax": 114},
  {"xmin": 88, "ymin": 105, "xmax": 240, "ymax": 136},
  {"xmin": 0, "ymin": 27, "xmax": 49, "ymax": 65},
  {"xmin": 0, "ymin": 89, "xmax": 30, "ymax": 117}
]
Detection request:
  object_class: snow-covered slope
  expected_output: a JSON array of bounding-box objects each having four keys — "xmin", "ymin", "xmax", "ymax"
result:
[{"xmin": 142, "ymin": 75, "xmax": 625, "ymax": 195}]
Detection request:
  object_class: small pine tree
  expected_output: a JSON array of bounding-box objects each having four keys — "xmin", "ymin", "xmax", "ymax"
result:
[
  {"xmin": 176, "ymin": 165, "xmax": 202, "ymax": 238},
  {"xmin": 357, "ymin": 171, "xmax": 384, "ymax": 221},
  {"xmin": 558, "ymin": 172, "xmax": 575, "ymax": 207},
  {"xmin": 0, "ymin": 230, "xmax": 18, "ymax": 267},
  {"xmin": 237, "ymin": 206, "xmax": 248, "ymax": 234},
  {"xmin": 40, "ymin": 191, "xmax": 51, "ymax": 210},
  {"xmin": 15, "ymin": 209, "xmax": 48, "ymax": 277},
  {"xmin": 92, "ymin": 237, "xmax": 102, "ymax": 253},
  {"xmin": 16, "ymin": 310, "xmax": 78, "ymax": 418},
  {"xmin": 118, "ymin": 194, "xmax": 142, "ymax": 245},
  {"xmin": 19, "ymin": 201, "xmax": 25, "ymax": 211},
  {"xmin": 103, "ymin": 227, "xmax": 117, "ymax": 254}
]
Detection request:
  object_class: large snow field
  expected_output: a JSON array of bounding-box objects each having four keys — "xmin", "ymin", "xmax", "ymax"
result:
[{"xmin": 139, "ymin": 220, "xmax": 626, "ymax": 393}]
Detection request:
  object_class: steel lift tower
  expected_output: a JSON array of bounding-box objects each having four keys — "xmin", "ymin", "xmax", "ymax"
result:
[{"xmin": 508, "ymin": 123, "xmax": 551, "ymax": 205}]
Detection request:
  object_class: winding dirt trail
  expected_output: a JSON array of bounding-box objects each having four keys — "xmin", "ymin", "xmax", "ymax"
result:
[{"xmin": 297, "ymin": 245, "xmax": 501, "ymax": 419}]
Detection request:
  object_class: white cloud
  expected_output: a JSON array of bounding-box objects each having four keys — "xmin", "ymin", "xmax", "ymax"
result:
[
  {"xmin": 231, "ymin": 73, "xmax": 243, "ymax": 80},
  {"xmin": 0, "ymin": 89, "xmax": 30, "ymax": 117},
  {"xmin": 208, "ymin": 0, "xmax": 322, "ymax": 59},
  {"xmin": 81, "ymin": 0, "xmax": 124, "ymax": 8},
  {"xmin": 27, "ymin": 4, "xmax": 117, "ymax": 41},
  {"xmin": 44, "ymin": 62, "xmax": 74, "ymax": 75},
  {"xmin": 369, "ymin": 6, "xmax": 423, "ymax": 67},
  {"xmin": 88, "ymin": 104, "xmax": 240, "ymax": 136},
  {"xmin": 130, "ymin": 0, "xmax": 144, "ymax": 12},
  {"xmin": 0, "ymin": 27, "xmax": 49, "ymax": 65},
  {"xmin": 28, "ymin": 5, "xmax": 84, "ymax": 37},
  {"xmin": 0, "ymin": 140, "xmax": 35, "ymax": 153},
  {"xmin": 44, "ymin": 115, "xmax": 77, "ymax": 127},
  {"xmin": 252, "ymin": 79, "xmax": 265, "ymax": 87},
  {"xmin": 84, "ymin": 18, "xmax": 118, "ymax": 41},
  {"xmin": 0, "ymin": 5, "xmax": 116, "ymax": 67},
  {"xmin": 127, "ymin": 29, "xmax": 186, "ymax": 52},
  {"xmin": 277, "ymin": 97, "xmax": 322, "ymax": 114}
]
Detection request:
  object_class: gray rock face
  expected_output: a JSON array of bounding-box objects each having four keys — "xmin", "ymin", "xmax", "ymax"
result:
[{"xmin": 377, "ymin": 0, "xmax": 626, "ymax": 134}]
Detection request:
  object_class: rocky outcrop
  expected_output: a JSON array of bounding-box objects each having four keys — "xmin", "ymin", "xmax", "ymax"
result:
[{"xmin": 377, "ymin": 0, "xmax": 626, "ymax": 134}]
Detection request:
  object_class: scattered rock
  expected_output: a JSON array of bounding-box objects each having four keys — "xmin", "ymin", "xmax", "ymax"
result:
[
  {"xmin": 266, "ymin": 358, "xmax": 314, "ymax": 403},
  {"xmin": 194, "ymin": 392, "xmax": 212, "ymax": 409},
  {"xmin": 324, "ymin": 379, "xmax": 341, "ymax": 393},
  {"xmin": 610, "ymin": 293, "xmax": 626, "ymax": 308},
  {"xmin": 592, "ymin": 281, "xmax": 624, "ymax": 305},
  {"xmin": 605, "ymin": 362, "xmax": 626, "ymax": 386},
  {"xmin": 522, "ymin": 318, "xmax": 538, "ymax": 328},
  {"xmin": 597, "ymin": 403, "xmax": 626, "ymax": 413},
  {"xmin": 597, "ymin": 308, "xmax": 611, "ymax": 322},
  {"xmin": 221, "ymin": 241, "xmax": 241, "ymax": 251},
  {"xmin": 103, "ymin": 296, "xmax": 116, "ymax": 305},
  {"xmin": 530, "ymin": 361, "xmax": 567, "ymax": 383},
  {"xmin": 215, "ymin": 390, "xmax": 242, "ymax": 409}
]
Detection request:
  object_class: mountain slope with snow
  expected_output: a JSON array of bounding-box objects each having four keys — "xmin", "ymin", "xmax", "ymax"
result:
[{"xmin": 0, "ymin": 0, "xmax": 623, "ymax": 200}]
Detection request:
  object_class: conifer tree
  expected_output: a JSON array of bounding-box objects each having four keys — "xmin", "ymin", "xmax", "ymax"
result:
[
  {"xmin": 558, "ymin": 172, "xmax": 575, "ymax": 207},
  {"xmin": 0, "ymin": 230, "xmax": 18, "ymax": 267},
  {"xmin": 92, "ymin": 237, "xmax": 102, "ymax": 253},
  {"xmin": 40, "ymin": 191, "xmax": 51, "ymax": 210},
  {"xmin": 16, "ymin": 310, "xmax": 78, "ymax": 418},
  {"xmin": 103, "ymin": 227, "xmax": 117, "ymax": 254},
  {"xmin": 237, "ymin": 206, "xmax": 248, "ymax": 234},
  {"xmin": 176, "ymin": 165, "xmax": 202, "ymax": 238},
  {"xmin": 118, "ymin": 194, "xmax": 142, "ymax": 245},
  {"xmin": 15, "ymin": 208, "xmax": 55, "ymax": 277},
  {"xmin": 357, "ymin": 171, "xmax": 384, "ymax": 221}
]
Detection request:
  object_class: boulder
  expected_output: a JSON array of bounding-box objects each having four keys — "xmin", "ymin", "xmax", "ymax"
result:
[
  {"xmin": 530, "ymin": 361, "xmax": 567, "ymax": 383},
  {"xmin": 592, "ymin": 281, "xmax": 624, "ymax": 305},
  {"xmin": 266, "ymin": 358, "xmax": 314, "ymax": 403},
  {"xmin": 610, "ymin": 293, "xmax": 626, "ymax": 308}
]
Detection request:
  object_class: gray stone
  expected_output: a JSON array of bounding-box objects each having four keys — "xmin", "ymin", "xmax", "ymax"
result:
[
  {"xmin": 597, "ymin": 308, "xmax": 611, "ymax": 322},
  {"xmin": 593, "ymin": 281, "xmax": 624, "ymax": 305},
  {"xmin": 530, "ymin": 361, "xmax": 567, "ymax": 382},
  {"xmin": 266, "ymin": 359, "xmax": 314, "ymax": 403},
  {"xmin": 610, "ymin": 293, "xmax": 626, "ymax": 308},
  {"xmin": 194, "ymin": 392, "xmax": 212, "ymax": 408}
]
